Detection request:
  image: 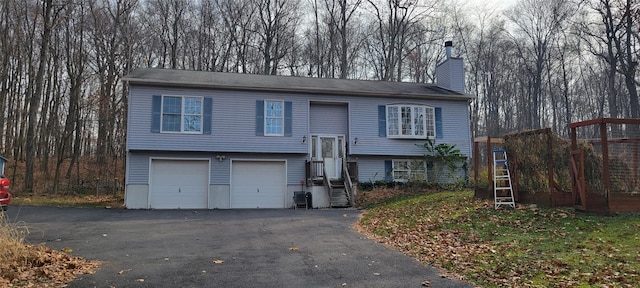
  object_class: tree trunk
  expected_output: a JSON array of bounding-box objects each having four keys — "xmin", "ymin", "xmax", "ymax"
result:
[{"xmin": 25, "ymin": 0, "xmax": 54, "ymax": 193}]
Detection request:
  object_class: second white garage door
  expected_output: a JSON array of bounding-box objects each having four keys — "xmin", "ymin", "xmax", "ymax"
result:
[
  {"xmin": 150, "ymin": 159, "xmax": 209, "ymax": 209},
  {"xmin": 231, "ymin": 161, "xmax": 286, "ymax": 208}
]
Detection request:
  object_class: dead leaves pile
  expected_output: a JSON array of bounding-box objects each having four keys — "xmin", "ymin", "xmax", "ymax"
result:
[
  {"xmin": 356, "ymin": 192, "xmax": 492, "ymax": 283},
  {"xmin": 0, "ymin": 244, "xmax": 100, "ymax": 287},
  {"xmin": 356, "ymin": 190, "xmax": 640, "ymax": 287},
  {"xmin": 356, "ymin": 187, "xmax": 430, "ymax": 208}
]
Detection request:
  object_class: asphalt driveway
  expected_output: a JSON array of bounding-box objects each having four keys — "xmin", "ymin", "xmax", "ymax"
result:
[{"xmin": 7, "ymin": 206, "xmax": 473, "ymax": 288}]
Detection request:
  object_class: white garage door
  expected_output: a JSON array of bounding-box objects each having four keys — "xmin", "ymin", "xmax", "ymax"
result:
[
  {"xmin": 150, "ymin": 159, "xmax": 209, "ymax": 209},
  {"xmin": 231, "ymin": 161, "xmax": 286, "ymax": 208}
]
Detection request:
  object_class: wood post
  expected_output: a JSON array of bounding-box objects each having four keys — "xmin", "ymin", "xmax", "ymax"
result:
[
  {"xmin": 546, "ymin": 128, "xmax": 554, "ymax": 206},
  {"xmin": 487, "ymin": 136, "xmax": 493, "ymax": 196},
  {"xmin": 600, "ymin": 122, "xmax": 611, "ymax": 214}
]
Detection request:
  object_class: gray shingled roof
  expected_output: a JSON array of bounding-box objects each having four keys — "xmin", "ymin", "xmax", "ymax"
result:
[{"xmin": 123, "ymin": 68, "xmax": 473, "ymax": 100}]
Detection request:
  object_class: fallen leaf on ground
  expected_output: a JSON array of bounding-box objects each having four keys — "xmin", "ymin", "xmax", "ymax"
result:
[
  {"xmin": 422, "ymin": 280, "xmax": 431, "ymax": 286},
  {"xmin": 289, "ymin": 247, "xmax": 300, "ymax": 251},
  {"xmin": 213, "ymin": 259, "xmax": 224, "ymax": 264},
  {"xmin": 135, "ymin": 278, "xmax": 145, "ymax": 282},
  {"xmin": 62, "ymin": 247, "xmax": 73, "ymax": 253},
  {"xmin": 118, "ymin": 269, "xmax": 132, "ymax": 275}
]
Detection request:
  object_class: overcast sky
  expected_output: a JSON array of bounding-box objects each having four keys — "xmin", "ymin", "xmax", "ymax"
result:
[{"xmin": 467, "ymin": 0, "xmax": 518, "ymax": 11}]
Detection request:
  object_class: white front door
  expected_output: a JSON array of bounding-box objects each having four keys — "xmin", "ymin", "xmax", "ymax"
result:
[{"xmin": 313, "ymin": 135, "xmax": 345, "ymax": 179}]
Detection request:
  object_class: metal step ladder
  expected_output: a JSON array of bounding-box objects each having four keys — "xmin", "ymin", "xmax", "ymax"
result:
[{"xmin": 493, "ymin": 149, "xmax": 516, "ymax": 209}]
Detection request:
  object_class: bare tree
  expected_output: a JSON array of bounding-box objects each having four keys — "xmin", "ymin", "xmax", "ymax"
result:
[
  {"xmin": 88, "ymin": 0, "xmax": 137, "ymax": 168},
  {"xmin": 215, "ymin": 0, "xmax": 256, "ymax": 73},
  {"xmin": 254, "ymin": 0, "xmax": 301, "ymax": 75},
  {"xmin": 506, "ymin": 0, "xmax": 574, "ymax": 129},
  {"xmin": 25, "ymin": 0, "xmax": 61, "ymax": 192},
  {"xmin": 364, "ymin": 0, "xmax": 440, "ymax": 81}
]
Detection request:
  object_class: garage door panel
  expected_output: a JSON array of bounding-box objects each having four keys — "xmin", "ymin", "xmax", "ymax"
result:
[
  {"xmin": 231, "ymin": 161, "xmax": 285, "ymax": 208},
  {"xmin": 151, "ymin": 160, "xmax": 209, "ymax": 209}
]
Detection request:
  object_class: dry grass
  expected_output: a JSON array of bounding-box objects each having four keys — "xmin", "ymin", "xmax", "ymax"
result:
[
  {"xmin": 0, "ymin": 213, "xmax": 30, "ymax": 277},
  {"xmin": 0, "ymin": 213, "xmax": 100, "ymax": 286},
  {"xmin": 12, "ymin": 194, "xmax": 124, "ymax": 208},
  {"xmin": 356, "ymin": 186, "xmax": 442, "ymax": 208},
  {"xmin": 358, "ymin": 190, "xmax": 640, "ymax": 287}
]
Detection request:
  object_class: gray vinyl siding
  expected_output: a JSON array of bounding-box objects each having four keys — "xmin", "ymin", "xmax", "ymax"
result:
[
  {"xmin": 128, "ymin": 84, "xmax": 471, "ymax": 158},
  {"xmin": 348, "ymin": 98, "xmax": 471, "ymax": 157},
  {"xmin": 126, "ymin": 152, "xmax": 214, "ymax": 184},
  {"xmin": 126, "ymin": 151, "xmax": 306, "ymax": 185},
  {"xmin": 310, "ymin": 103, "xmax": 348, "ymax": 135},
  {"xmin": 355, "ymin": 157, "xmax": 389, "ymax": 183},
  {"xmin": 127, "ymin": 152, "xmax": 150, "ymax": 184},
  {"xmin": 127, "ymin": 85, "xmax": 308, "ymax": 154},
  {"xmin": 436, "ymin": 58, "xmax": 465, "ymax": 93}
]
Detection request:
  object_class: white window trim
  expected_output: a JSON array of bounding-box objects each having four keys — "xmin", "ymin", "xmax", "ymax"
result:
[
  {"xmin": 160, "ymin": 95, "xmax": 204, "ymax": 134},
  {"xmin": 386, "ymin": 104, "xmax": 435, "ymax": 139},
  {"xmin": 392, "ymin": 159, "xmax": 427, "ymax": 182},
  {"xmin": 264, "ymin": 99, "xmax": 284, "ymax": 136}
]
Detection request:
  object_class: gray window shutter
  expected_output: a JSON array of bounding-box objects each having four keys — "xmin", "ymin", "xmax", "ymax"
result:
[
  {"xmin": 151, "ymin": 95, "xmax": 161, "ymax": 133},
  {"xmin": 378, "ymin": 105, "xmax": 386, "ymax": 137},
  {"xmin": 284, "ymin": 101, "xmax": 292, "ymax": 137},
  {"xmin": 256, "ymin": 100, "xmax": 264, "ymax": 136},
  {"xmin": 435, "ymin": 107, "xmax": 443, "ymax": 138},
  {"xmin": 384, "ymin": 160, "xmax": 392, "ymax": 181},
  {"xmin": 203, "ymin": 97, "xmax": 212, "ymax": 135}
]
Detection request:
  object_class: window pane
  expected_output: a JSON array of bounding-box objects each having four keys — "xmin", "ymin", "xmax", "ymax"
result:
[
  {"xmin": 387, "ymin": 106, "xmax": 399, "ymax": 135},
  {"xmin": 394, "ymin": 170, "xmax": 409, "ymax": 180},
  {"xmin": 425, "ymin": 107, "xmax": 435, "ymax": 137},
  {"xmin": 393, "ymin": 160, "xmax": 408, "ymax": 170},
  {"xmin": 163, "ymin": 97, "xmax": 181, "ymax": 114},
  {"xmin": 162, "ymin": 96, "xmax": 181, "ymax": 132},
  {"xmin": 266, "ymin": 101, "xmax": 283, "ymax": 117},
  {"xmin": 311, "ymin": 136, "xmax": 317, "ymax": 158},
  {"xmin": 321, "ymin": 137, "xmax": 335, "ymax": 158},
  {"xmin": 414, "ymin": 107, "xmax": 424, "ymax": 136},
  {"xmin": 184, "ymin": 97, "xmax": 202, "ymax": 115},
  {"xmin": 161, "ymin": 96, "xmax": 204, "ymax": 133},
  {"xmin": 162, "ymin": 114, "xmax": 180, "ymax": 131},
  {"xmin": 393, "ymin": 159, "xmax": 426, "ymax": 182},
  {"xmin": 265, "ymin": 100, "xmax": 283, "ymax": 135},
  {"xmin": 183, "ymin": 115, "xmax": 201, "ymax": 132},
  {"xmin": 410, "ymin": 160, "xmax": 426, "ymax": 180},
  {"xmin": 266, "ymin": 118, "xmax": 283, "ymax": 135},
  {"xmin": 401, "ymin": 106, "xmax": 412, "ymax": 135}
]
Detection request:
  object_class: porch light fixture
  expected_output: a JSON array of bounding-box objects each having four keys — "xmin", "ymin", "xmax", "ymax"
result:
[
  {"xmin": 302, "ymin": 135, "xmax": 307, "ymax": 144},
  {"xmin": 215, "ymin": 155, "xmax": 226, "ymax": 162},
  {"xmin": 353, "ymin": 137, "xmax": 358, "ymax": 145}
]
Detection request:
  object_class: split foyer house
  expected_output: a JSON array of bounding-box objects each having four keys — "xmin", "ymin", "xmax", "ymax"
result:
[{"xmin": 123, "ymin": 45, "xmax": 473, "ymax": 209}]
